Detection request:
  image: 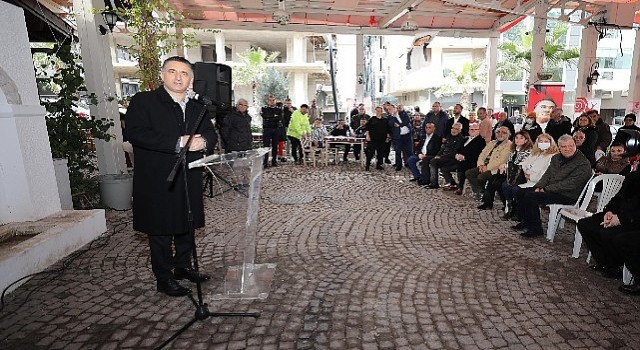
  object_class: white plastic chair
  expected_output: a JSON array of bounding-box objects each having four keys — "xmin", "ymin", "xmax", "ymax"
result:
[
  {"xmin": 545, "ymin": 173, "xmax": 595, "ymax": 242},
  {"xmin": 549, "ymin": 174, "xmax": 625, "ymax": 258}
]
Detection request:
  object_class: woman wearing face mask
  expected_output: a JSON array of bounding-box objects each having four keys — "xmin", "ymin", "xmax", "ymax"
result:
[
  {"xmin": 521, "ymin": 112, "xmax": 543, "ymax": 143},
  {"xmin": 501, "ymin": 133, "xmax": 559, "ymax": 220}
]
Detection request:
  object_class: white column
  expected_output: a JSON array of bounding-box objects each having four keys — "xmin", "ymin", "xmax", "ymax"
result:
[
  {"xmin": 627, "ymin": 29, "xmax": 640, "ymax": 113},
  {"xmin": 355, "ymin": 34, "xmax": 364, "ymax": 104},
  {"xmin": 575, "ymin": 26, "xmax": 598, "ymax": 98},
  {"xmin": 215, "ymin": 32, "xmax": 226, "ymax": 63},
  {"xmin": 0, "ymin": 2, "xmax": 62, "ymax": 223},
  {"xmin": 529, "ymin": 0, "xmax": 548, "ymax": 85},
  {"xmin": 74, "ymin": 0, "xmax": 127, "ymax": 175},
  {"xmin": 292, "ymin": 72, "xmax": 308, "ymax": 106},
  {"xmin": 486, "ymin": 36, "xmax": 499, "ymax": 109}
]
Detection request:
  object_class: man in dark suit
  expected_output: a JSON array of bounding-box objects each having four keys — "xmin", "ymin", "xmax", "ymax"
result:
[
  {"xmin": 387, "ymin": 104, "xmax": 413, "ymax": 171},
  {"xmin": 492, "ymin": 111, "xmax": 515, "ymax": 141},
  {"xmin": 441, "ymin": 124, "xmax": 486, "ymax": 194},
  {"xmin": 422, "ymin": 101, "xmax": 449, "ymax": 138},
  {"xmin": 407, "ymin": 123, "xmax": 442, "ymax": 184},
  {"xmin": 125, "ymin": 56, "xmax": 217, "ymax": 297},
  {"xmin": 445, "ymin": 103, "xmax": 470, "ymax": 137}
]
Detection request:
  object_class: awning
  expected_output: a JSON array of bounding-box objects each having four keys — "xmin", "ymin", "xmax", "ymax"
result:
[{"xmin": 6, "ymin": 0, "xmax": 75, "ymax": 42}]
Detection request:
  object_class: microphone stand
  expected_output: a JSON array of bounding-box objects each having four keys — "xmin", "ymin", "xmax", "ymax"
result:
[{"xmin": 159, "ymin": 100, "xmax": 259, "ymax": 349}]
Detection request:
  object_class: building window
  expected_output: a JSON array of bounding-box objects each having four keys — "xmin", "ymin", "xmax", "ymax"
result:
[
  {"xmin": 600, "ymin": 71, "xmax": 614, "ymax": 80},
  {"xmin": 121, "ymin": 82, "xmax": 139, "ymax": 97}
]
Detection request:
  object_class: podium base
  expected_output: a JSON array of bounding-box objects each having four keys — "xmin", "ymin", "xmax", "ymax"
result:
[{"xmin": 210, "ymin": 263, "xmax": 277, "ymax": 300}]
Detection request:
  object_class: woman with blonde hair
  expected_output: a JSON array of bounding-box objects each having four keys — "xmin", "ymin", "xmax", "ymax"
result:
[{"xmin": 500, "ymin": 133, "xmax": 558, "ymax": 219}]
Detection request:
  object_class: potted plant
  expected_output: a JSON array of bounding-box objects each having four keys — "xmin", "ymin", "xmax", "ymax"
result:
[{"xmin": 37, "ymin": 43, "xmax": 114, "ymax": 209}]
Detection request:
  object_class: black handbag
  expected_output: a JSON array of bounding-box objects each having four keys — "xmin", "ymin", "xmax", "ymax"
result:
[{"xmin": 507, "ymin": 162, "xmax": 526, "ymax": 185}]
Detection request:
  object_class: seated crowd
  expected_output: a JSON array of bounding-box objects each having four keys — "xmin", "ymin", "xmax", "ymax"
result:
[{"xmin": 218, "ymin": 96, "xmax": 640, "ymax": 296}]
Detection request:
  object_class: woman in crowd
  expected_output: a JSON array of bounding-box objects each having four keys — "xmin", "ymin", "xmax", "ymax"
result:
[
  {"xmin": 591, "ymin": 142, "xmax": 631, "ymax": 190},
  {"xmin": 520, "ymin": 112, "xmax": 543, "ymax": 143},
  {"xmin": 572, "ymin": 113, "xmax": 598, "ymax": 166},
  {"xmin": 501, "ymin": 133, "xmax": 557, "ymax": 219},
  {"xmin": 478, "ymin": 130, "xmax": 532, "ymax": 210}
]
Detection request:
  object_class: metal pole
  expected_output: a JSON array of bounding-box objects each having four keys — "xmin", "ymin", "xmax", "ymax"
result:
[{"xmin": 328, "ymin": 35, "xmax": 340, "ymax": 120}]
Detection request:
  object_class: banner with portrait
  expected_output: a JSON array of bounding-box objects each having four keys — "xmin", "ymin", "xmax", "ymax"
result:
[{"xmin": 527, "ymin": 84, "xmax": 564, "ymax": 124}]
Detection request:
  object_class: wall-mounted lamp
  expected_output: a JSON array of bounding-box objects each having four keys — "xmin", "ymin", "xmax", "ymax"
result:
[
  {"xmin": 401, "ymin": 7, "xmax": 419, "ymax": 31},
  {"xmin": 99, "ymin": 10, "xmax": 118, "ymax": 35},
  {"xmin": 357, "ymin": 73, "xmax": 364, "ymax": 84},
  {"xmin": 586, "ymin": 61, "xmax": 600, "ymax": 92}
]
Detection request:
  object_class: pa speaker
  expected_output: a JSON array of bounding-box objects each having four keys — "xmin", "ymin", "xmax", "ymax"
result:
[{"xmin": 193, "ymin": 62, "xmax": 232, "ymax": 112}]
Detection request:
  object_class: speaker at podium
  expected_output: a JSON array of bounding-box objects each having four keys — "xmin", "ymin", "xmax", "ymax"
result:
[{"xmin": 193, "ymin": 62, "xmax": 233, "ymax": 114}]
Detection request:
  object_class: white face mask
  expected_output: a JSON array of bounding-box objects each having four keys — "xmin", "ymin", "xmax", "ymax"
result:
[{"xmin": 538, "ymin": 142, "xmax": 551, "ymax": 151}]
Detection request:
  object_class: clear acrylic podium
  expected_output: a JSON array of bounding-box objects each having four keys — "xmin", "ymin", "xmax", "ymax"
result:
[{"xmin": 189, "ymin": 147, "xmax": 276, "ymax": 300}]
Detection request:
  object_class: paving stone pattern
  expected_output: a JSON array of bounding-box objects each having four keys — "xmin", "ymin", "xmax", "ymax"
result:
[{"xmin": 1, "ymin": 163, "xmax": 639, "ymax": 349}]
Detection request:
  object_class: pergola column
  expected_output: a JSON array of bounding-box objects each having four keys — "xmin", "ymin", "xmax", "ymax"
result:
[
  {"xmin": 73, "ymin": 0, "xmax": 127, "ymax": 175},
  {"xmin": 627, "ymin": 30, "xmax": 640, "ymax": 114},
  {"xmin": 215, "ymin": 32, "xmax": 226, "ymax": 63},
  {"xmin": 355, "ymin": 34, "xmax": 364, "ymax": 105},
  {"xmin": 575, "ymin": 26, "xmax": 598, "ymax": 98},
  {"xmin": 528, "ymin": 0, "xmax": 547, "ymax": 85},
  {"xmin": 486, "ymin": 36, "xmax": 499, "ymax": 109}
]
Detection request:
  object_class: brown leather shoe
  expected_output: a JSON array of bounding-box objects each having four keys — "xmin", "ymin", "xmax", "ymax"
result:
[{"xmin": 454, "ymin": 188, "xmax": 463, "ymax": 195}]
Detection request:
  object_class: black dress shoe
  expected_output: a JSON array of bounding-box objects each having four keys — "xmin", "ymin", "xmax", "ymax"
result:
[
  {"xmin": 520, "ymin": 230, "xmax": 543, "ymax": 238},
  {"xmin": 375, "ymin": 165, "xmax": 384, "ymax": 170},
  {"xmin": 618, "ymin": 283, "xmax": 640, "ymax": 295},
  {"xmin": 409, "ymin": 177, "xmax": 419, "ymax": 182},
  {"xmin": 157, "ymin": 279, "xmax": 191, "ymax": 297},
  {"xmin": 511, "ymin": 223, "xmax": 526, "ymax": 230},
  {"xmin": 174, "ymin": 267, "xmax": 211, "ymax": 283},
  {"xmin": 417, "ymin": 179, "xmax": 430, "ymax": 186},
  {"xmin": 477, "ymin": 204, "xmax": 493, "ymax": 210},
  {"xmin": 395, "ymin": 166, "xmax": 402, "ymax": 171},
  {"xmin": 384, "ymin": 159, "xmax": 392, "ymax": 164},
  {"xmin": 589, "ymin": 264, "xmax": 608, "ymax": 272},
  {"xmin": 426, "ymin": 184, "xmax": 440, "ymax": 189},
  {"xmin": 601, "ymin": 266, "xmax": 623, "ymax": 279}
]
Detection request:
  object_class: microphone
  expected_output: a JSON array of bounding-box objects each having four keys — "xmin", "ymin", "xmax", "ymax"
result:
[{"xmin": 187, "ymin": 90, "xmax": 228, "ymax": 109}]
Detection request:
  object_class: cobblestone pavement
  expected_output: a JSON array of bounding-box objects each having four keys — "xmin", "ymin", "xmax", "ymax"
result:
[{"xmin": 1, "ymin": 162, "xmax": 639, "ymax": 349}]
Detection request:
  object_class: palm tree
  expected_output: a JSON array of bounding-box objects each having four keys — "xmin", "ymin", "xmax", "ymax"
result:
[
  {"xmin": 434, "ymin": 60, "xmax": 487, "ymax": 110},
  {"xmin": 498, "ymin": 21, "xmax": 580, "ymax": 82},
  {"xmin": 233, "ymin": 47, "xmax": 279, "ymax": 106}
]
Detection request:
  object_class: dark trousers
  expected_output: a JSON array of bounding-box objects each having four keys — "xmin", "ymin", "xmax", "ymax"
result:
[
  {"xmin": 517, "ymin": 188, "xmax": 573, "ymax": 234},
  {"xmin": 148, "ymin": 233, "xmax": 193, "ymax": 282},
  {"xmin": 430, "ymin": 157, "xmax": 457, "ymax": 185},
  {"xmin": 384, "ymin": 141, "xmax": 392, "ymax": 160},
  {"xmin": 577, "ymin": 213, "xmax": 630, "ymax": 268},
  {"xmin": 612, "ymin": 230, "xmax": 640, "ymax": 281},
  {"xmin": 466, "ymin": 168, "xmax": 493, "ymax": 194},
  {"xmin": 501, "ymin": 181, "xmax": 522, "ymax": 202},
  {"xmin": 393, "ymin": 136, "xmax": 412, "ymax": 168},
  {"xmin": 482, "ymin": 174, "xmax": 506, "ymax": 207},
  {"xmin": 353, "ymin": 144, "xmax": 362, "ymax": 160},
  {"xmin": 263, "ymin": 127, "xmax": 281, "ymax": 165},
  {"xmin": 288, "ymin": 136, "xmax": 302, "ymax": 161},
  {"xmin": 366, "ymin": 140, "xmax": 386, "ymax": 166}
]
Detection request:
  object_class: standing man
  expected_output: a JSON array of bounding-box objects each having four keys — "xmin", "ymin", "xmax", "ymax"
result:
[
  {"xmin": 286, "ymin": 104, "xmax": 311, "ymax": 164},
  {"xmin": 350, "ymin": 105, "xmax": 370, "ymax": 131},
  {"xmin": 308, "ymin": 98, "xmax": 322, "ymax": 123},
  {"xmin": 278, "ymin": 98, "xmax": 295, "ymax": 162},
  {"xmin": 477, "ymin": 107, "xmax": 493, "ymax": 144},
  {"xmin": 125, "ymin": 56, "xmax": 216, "ymax": 297},
  {"xmin": 261, "ymin": 95, "xmax": 283, "ymax": 167},
  {"xmin": 544, "ymin": 107, "xmax": 572, "ymax": 143},
  {"xmin": 587, "ymin": 110, "xmax": 612, "ymax": 152},
  {"xmin": 422, "ymin": 101, "xmax": 448, "ymax": 138},
  {"xmin": 492, "ymin": 111, "xmax": 515, "ymax": 141},
  {"xmin": 445, "ymin": 103, "xmax": 470, "ymax": 137},
  {"xmin": 387, "ymin": 104, "xmax": 413, "ymax": 171},
  {"xmin": 219, "ymin": 98, "xmax": 252, "ymax": 152},
  {"xmin": 365, "ymin": 106, "xmax": 390, "ymax": 170}
]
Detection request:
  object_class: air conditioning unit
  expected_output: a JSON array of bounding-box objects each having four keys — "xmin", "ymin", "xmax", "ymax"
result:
[{"xmin": 601, "ymin": 90, "xmax": 614, "ymax": 100}]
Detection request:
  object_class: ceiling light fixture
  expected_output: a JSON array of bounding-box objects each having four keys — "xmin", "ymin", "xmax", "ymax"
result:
[
  {"xmin": 401, "ymin": 7, "xmax": 419, "ymax": 31},
  {"xmin": 272, "ymin": 0, "xmax": 290, "ymax": 25}
]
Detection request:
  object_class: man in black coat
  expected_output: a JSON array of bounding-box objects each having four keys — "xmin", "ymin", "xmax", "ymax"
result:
[
  {"xmin": 406, "ymin": 123, "xmax": 442, "ymax": 184},
  {"xmin": 445, "ymin": 104, "xmax": 470, "ymax": 137},
  {"xmin": 443, "ymin": 124, "xmax": 486, "ymax": 194},
  {"xmin": 125, "ymin": 56, "xmax": 217, "ymax": 297},
  {"xmin": 219, "ymin": 98, "xmax": 252, "ymax": 152},
  {"xmin": 544, "ymin": 107, "xmax": 572, "ymax": 143},
  {"xmin": 261, "ymin": 95, "xmax": 283, "ymax": 167}
]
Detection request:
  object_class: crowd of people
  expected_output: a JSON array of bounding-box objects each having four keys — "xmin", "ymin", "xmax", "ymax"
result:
[{"xmin": 215, "ymin": 94, "xmax": 640, "ymax": 297}]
